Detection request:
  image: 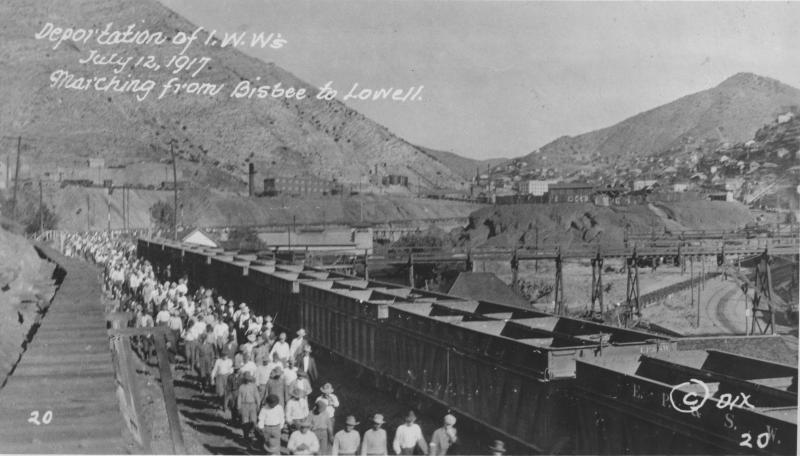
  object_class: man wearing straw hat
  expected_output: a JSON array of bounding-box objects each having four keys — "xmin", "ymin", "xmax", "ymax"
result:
[
  {"xmin": 489, "ymin": 440, "xmax": 506, "ymax": 456},
  {"xmin": 361, "ymin": 413, "xmax": 388, "ymax": 456},
  {"xmin": 332, "ymin": 415, "xmax": 361, "ymax": 456},
  {"xmin": 287, "ymin": 418, "xmax": 320, "ymax": 455}
]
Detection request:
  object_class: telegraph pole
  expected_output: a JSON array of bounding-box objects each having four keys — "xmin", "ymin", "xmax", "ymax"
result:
[
  {"xmin": 122, "ymin": 185, "xmax": 126, "ymax": 231},
  {"xmin": 12, "ymin": 136, "xmax": 21, "ymax": 220},
  {"xmin": 38, "ymin": 180, "xmax": 43, "ymax": 233},
  {"xmin": 170, "ymin": 141, "xmax": 178, "ymax": 240}
]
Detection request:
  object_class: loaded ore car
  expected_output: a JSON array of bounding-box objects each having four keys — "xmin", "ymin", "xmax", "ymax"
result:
[{"xmin": 138, "ymin": 238, "xmax": 798, "ymax": 455}]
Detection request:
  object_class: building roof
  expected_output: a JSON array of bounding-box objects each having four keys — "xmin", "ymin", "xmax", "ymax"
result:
[
  {"xmin": 448, "ymin": 272, "xmax": 530, "ymax": 309},
  {"xmin": 180, "ymin": 228, "xmax": 219, "ymax": 248},
  {"xmin": 548, "ymin": 182, "xmax": 594, "ymax": 190}
]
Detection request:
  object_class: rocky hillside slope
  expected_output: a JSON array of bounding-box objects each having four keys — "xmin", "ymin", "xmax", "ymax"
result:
[
  {"xmin": 0, "ymin": 0, "xmax": 467, "ymax": 191},
  {"xmin": 455, "ymin": 200, "xmax": 755, "ymax": 250},
  {"xmin": 50, "ymin": 187, "xmax": 484, "ymax": 231},
  {"xmin": 512, "ymin": 73, "xmax": 800, "ymax": 177},
  {"xmin": 0, "ymin": 228, "xmax": 58, "ymax": 385}
]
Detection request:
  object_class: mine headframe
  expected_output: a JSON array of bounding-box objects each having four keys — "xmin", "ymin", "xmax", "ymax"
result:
[{"xmin": 747, "ymin": 249, "xmax": 776, "ymax": 336}]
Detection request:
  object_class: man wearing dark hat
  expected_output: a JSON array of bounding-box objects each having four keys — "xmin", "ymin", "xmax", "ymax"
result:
[
  {"xmin": 392, "ymin": 411, "xmax": 427, "ymax": 455},
  {"xmin": 429, "ymin": 414, "xmax": 458, "ymax": 455},
  {"xmin": 257, "ymin": 394, "xmax": 285, "ymax": 455},
  {"xmin": 361, "ymin": 414, "xmax": 387, "ymax": 456},
  {"xmin": 332, "ymin": 415, "xmax": 361, "ymax": 456},
  {"xmin": 489, "ymin": 440, "xmax": 506, "ymax": 455},
  {"xmin": 287, "ymin": 418, "xmax": 320, "ymax": 455}
]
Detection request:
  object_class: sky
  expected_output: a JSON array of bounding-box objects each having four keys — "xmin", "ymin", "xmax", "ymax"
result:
[{"xmin": 159, "ymin": 0, "xmax": 800, "ymax": 160}]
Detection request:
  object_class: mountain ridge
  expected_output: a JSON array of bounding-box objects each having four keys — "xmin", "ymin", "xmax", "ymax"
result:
[
  {"xmin": 510, "ymin": 72, "xmax": 800, "ymax": 178},
  {"xmin": 0, "ymin": 0, "xmax": 478, "ymax": 192}
]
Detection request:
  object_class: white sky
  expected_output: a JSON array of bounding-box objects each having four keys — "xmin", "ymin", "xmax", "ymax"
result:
[{"xmin": 158, "ymin": 0, "xmax": 800, "ymax": 160}]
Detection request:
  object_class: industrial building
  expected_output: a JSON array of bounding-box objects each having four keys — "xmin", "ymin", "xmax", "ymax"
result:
[
  {"xmin": 263, "ymin": 176, "xmax": 338, "ymax": 196},
  {"xmin": 547, "ymin": 182, "xmax": 595, "ymax": 203}
]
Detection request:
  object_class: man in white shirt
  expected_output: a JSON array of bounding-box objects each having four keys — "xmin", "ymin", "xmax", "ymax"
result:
[
  {"xmin": 332, "ymin": 415, "xmax": 361, "ymax": 456},
  {"xmin": 269, "ymin": 332, "xmax": 290, "ymax": 365},
  {"xmin": 240, "ymin": 352, "xmax": 258, "ymax": 378},
  {"xmin": 393, "ymin": 411, "xmax": 427, "ymax": 455},
  {"xmin": 258, "ymin": 394, "xmax": 285, "ymax": 455},
  {"xmin": 290, "ymin": 328, "xmax": 307, "ymax": 360},
  {"xmin": 176, "ymin": 277, "xmax": 188, "ymax": 295},
  {"xmin": 287, "ymin": 419, "xmax": 319, "ymax": 455}
]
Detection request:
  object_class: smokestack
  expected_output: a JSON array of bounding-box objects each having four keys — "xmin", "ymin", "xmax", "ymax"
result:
[{"xmin": 248, "ymin": 163, "xmax": 255, "ymax": 197}]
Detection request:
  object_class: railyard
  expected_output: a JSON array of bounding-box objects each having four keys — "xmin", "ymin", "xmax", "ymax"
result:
[{"xmin": 0, "ymin": 228, "xmax": 794, "ymax": 455}]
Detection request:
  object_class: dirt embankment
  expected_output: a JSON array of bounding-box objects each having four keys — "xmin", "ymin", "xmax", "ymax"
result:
[
  {"xmin": 456, "ymin": 200, "xmax": 755, "ymax": 249},
  {"xmin": 0, "ymin": 228, "xmax": 59, "ymax": 384},
  {"xmin": 50, "ymin": 187, "xmax": 484, "ymax": 231}
]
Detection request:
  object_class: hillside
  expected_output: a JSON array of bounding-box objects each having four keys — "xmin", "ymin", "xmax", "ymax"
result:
[
  {"xmin": 455, "ymin": 200, "xmax": 755, "ymax": 250},
  {"xmin": 0, "ymin": 0, "xmax": 469, "ymax": 191},
  {"xmin": 511, "ymin": 73, "xmax": 800, "ymax": 179},
  {"xmin": 47, "ymin": 187, "xmax": 484, "ymax": 231},
  {"xmin": 417, "ymin": 146, "xmax": 507, "ymax": 182}
]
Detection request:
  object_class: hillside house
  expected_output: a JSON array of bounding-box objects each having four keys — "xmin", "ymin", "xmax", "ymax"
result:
[
  {"xmin": 708, "ymin": 191, "xmax": 734, "ymax": 202},
  {"xmin": 778, "ymin": 112, "xmax": 795, "ymax": 124},
  {"xmin": 673, "ymin": 182, "xmax": 690, "ymax": 192},
  {"xmin": 633, "ymin": 179, "xmax": 657, "ymax": 191}
]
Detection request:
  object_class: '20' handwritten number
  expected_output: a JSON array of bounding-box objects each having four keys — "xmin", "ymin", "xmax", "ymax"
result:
[
  {"xmin": 740, "ymin": 431, "xmax": 770, "ymax": 449},
  {"xmin": 28, "ymin": 410, "xmax": 53, "ymax": 425}
]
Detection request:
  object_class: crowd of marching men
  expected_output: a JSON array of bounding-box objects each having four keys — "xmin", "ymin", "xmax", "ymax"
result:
[{"xmin": 62, "ymin": 233, "xmax": 509, "ymax": 455}]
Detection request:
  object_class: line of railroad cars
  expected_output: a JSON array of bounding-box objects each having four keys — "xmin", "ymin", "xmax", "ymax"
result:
[{"xmin": 137, "ymin": 238, "xmax": 797, "ymax": 454}]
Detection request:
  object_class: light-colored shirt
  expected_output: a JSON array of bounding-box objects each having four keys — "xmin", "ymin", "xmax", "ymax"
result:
[
  {"xmin": 318, "ymin": 393, "xmax": 340, "ymax": 418},
  {"xmin": 429, "ymin": 427, "xmax": 457, "ymax": 456},
  {"xmin": 156, "ymin": 310, "xmax": 171, "ymax": 324},
  {"xmin": 284, "ymin": 367, "xmax": 298, "ymax": 386},
  {"xmin": 393, "ymin": 424, "xmax": 425, "ymax": 454},
  {"xmin": 257, "ymin": 404, "xmax": 285, "ymax": 428},
  {"xmin": 333, "ymin": 429, "xmax": 361, "ymax": 455},
  {"xmin": 288, "ymin": 429, "xmax": 320, "ymax": 455},
  {"xmin": 255, "ymin": 364, "xmax": 272, "ymax": 386},
  {"xmin": 270, "ymin": 341, "xmax": 290, "ymax": 360},
  {"xmin": 240, "ymin": 361, "xmax": 258, "ymax": 378},
  {"xmin": 285, "ymin": 398, "xmax": 310, "ymax": 423},
  {"xmin": 289, "ymin": 337, "xmax": 305, "ymax": 358},
  {"xmin": 361, "ymin": 428, "xmax": 387, "ymax": 456},
  {"xmin": 214, "ymin": 322, "xmax": 230, "ymax": 340},
  {"xmin": 211, "ymin": 358, "xmax": 233, "ymax": 382}
]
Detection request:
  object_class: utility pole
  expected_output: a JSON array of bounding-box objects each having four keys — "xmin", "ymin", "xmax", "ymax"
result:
[
  {"xmin": 170, "ymin": 141, "xmax": 178, "ymax": 240},
  {"xmin": 12, "ymin": 136, "xmax": 21, "ymax": 220},
  {"xmin": 697, "ymin": 256, "xmax": 702, "ymax": 328},
  {"xmin": 122, "ymin": 185, "xmax": 126, "ymax": 231},
  {"xmin": 38, "ymin": 180, "xmax": 43, "ymax": 233},
  {"xmin": 86, "ymin": 194, "xmax": 91, "ymax": 231}
]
